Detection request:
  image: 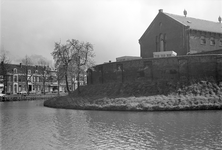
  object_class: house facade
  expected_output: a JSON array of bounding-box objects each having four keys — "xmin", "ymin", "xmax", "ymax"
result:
[
  {"xmin": 139, "ymin": 9, "xmax": 222, "ymax": 58},
  {"xmin": 0, "ymin": 62, "xmax": 57, "ymax": 94}
]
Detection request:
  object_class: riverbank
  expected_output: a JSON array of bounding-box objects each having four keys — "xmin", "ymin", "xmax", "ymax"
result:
[
  {"xmin": 44, "ymin": 81, "xmax": 222, "ymax": 111},
  {"xmin": 0, "ymin": 93, "xmax": 67, "ymax": 102},
  {"xmin": 44, "ymin": 94, "xmax": 222, "ymax": 111}
]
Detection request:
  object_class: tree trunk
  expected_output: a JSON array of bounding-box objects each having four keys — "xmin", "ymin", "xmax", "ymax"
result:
[
  {"xmin": 77, "ymin": 72, "xmax": 80, "ymax": 94},
  {"xmin": 3, "ymin": 75, "xmax": 7, "ymax": 94},
  {"xmin": 1, "ymin": 63, "xmax": 7, "ymax": 94},
  {"xmin": 43, "ymin": 79, "xmax": 45, "ymax": 95},
  {"xmin": 57, "ymin": 78, "xmax": 60, "ymax": 96},
  {"xmin": 77, "ymin": 56, "xmax": 80, "ymax": 94},
  {"xmin": 65, "ymin": 73, "xmax": 70, "ymax": 94}
]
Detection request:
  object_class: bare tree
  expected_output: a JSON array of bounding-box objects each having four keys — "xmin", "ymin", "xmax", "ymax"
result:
[
  {"xmin": 55, "ymin": 63, "xmax": 65, "ymax": 96},
  {"xmin": 52, "ymin": 42, "xmax": 72, "ymax": 94},
  {"xmin": 0, "ymin": 50, "xmax": 11, "ymax": 93},
  {"xmin": 40, "ymin": 66, "xmax": 51, "ymax": 95},
  {"xmin": 37, "ymin": 57, "xmax": 49, "ymax": 66},
  {"xmin": 52, "ymin": 39, "xmax": 95, "ymax": 95},
  {"xmin": 67, "ymin": 39, "xmax": 95, "ymax": 94},
  {"xmin": 21, "ymin": 55, "xmax": 33, "ymax": 94}
]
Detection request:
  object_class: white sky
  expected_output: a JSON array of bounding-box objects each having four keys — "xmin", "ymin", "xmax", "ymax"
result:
[{"xmin": 1, "ymin": 0, "xmax": 222, "ymax": 65}]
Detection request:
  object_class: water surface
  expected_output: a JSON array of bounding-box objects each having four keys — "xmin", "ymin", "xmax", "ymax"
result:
[{"xmin": 0, "ymin": 100, "xmax": 222, "ymax": 150}]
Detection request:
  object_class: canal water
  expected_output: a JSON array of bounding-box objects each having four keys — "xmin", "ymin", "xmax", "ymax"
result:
[{"xmin": 0, "ymin": 100, "xmax": 222, "ymax": 150}]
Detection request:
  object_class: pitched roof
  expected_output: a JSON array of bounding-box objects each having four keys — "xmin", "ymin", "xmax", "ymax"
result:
[
  {"xmin": 2, "ymin": 63, "xmax": 47, "ymax": 74},
  {"xmin": 165, "ymin": 13, "xmax": 222, "ymax": 34}
]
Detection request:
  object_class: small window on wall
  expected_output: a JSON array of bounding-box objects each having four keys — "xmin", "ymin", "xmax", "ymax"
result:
[
  {"xmin": 210, "ymin": 38, "xmax": 215, "ymax": 46},
  {"xmin": 200, "ymin": 36, "xmax": 206, "ymax": 45},
  {"xmin": 116, "ymin": 64, "xmax": 123, "ymax": 71},
  {"xmin": 220, "ymin": 39, "xmax": 222, "ymax": 47},
  {"xmin": 13, "ymin": 68, "xmax": 17, "ymax": 74}
]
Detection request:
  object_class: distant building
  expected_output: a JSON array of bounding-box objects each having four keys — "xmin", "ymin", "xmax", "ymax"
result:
[
  {"xmin": 139, "ymin": 9, "xmax": 222, "ymax": 58},
  {"xmin": 116, "ymin": 56, "xmax": 142, "ymax": 62},
  {"xmin": 0, "ymin": 83, "xmax": 3, "ymax": 93},
  {"xmin": 153, "ymin": 51, "xmax": 177, "ymax": 58},
  {"xmin": 0, "ymin": 62, "xmax": 58, "ymax": 94}
]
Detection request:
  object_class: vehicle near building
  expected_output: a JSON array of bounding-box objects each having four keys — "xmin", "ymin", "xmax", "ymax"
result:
[
  {"xmin": 17, "ymin": 90, "xmax": 27, "ymax": 96},
  {"xmin": 0, "ymin": 93, "xmax": 5, "ymax": 97}
]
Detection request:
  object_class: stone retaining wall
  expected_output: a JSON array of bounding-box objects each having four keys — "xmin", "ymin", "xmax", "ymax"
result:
[{"xmin": 87, "ymin": 54, "xmax": 222, "ymax": 85}]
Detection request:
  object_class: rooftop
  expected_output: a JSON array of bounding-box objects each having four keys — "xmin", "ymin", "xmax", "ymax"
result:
[{"xmin": 164, "ymin": 12, "xmax": 222, "ymax": 34}]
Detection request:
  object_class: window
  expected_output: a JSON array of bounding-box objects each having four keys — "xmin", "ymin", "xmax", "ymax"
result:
[
  {"xmin": 219, "ymin": 39, "xmax": 222, "ymax": 47},
  {"xmin": 19, "ymin": 85, "xmax": 21, "ymax": 91},
  {"xmin": 210, "ymin": 38, "xmax": 215, "ymax": 46},
  {"xmin": 159, "ymin": 22, "xmax": 162, "ymax": 30},
  {"xmin": 35, "ymin": 70, "xmax": 38, "ymax": 74},
  {"xmin": 28, "ymin": 70, "xmax": 31, "ymax": 74},
  {"xmin": 200, "ymin": 36, "xmax": 206, "ymax": 45},
  {"xmin": 14, "ymin": 75, "xmax": 18, "ymax": 82},
  {"xmin": 18, "ymin": 76, "xmax": 21, "ymax": 82},
  {"xmin": 116, "ymin": 64, "xmax": 123, "ymax": 71},
  {"xmin": 13, "ymin": 68, "xmax": 17, "ymax": 74},
  {"xmin": 8, "ymin": 76, "xmax": 11, "ymax": 82}
]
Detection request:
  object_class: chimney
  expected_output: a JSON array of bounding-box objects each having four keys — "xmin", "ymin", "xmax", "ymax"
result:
[
  {"xmin": 183, "ymin": 9, "xmax": 187, "ymax": 17},
  {"xmin": 19, "ymin": 63, "xmax": 22, "ymax": 68},
  {"xmin": 159, "ymin": 9, "xmax": 163, "ymax": 13},
  {"xmin": 109, "ymin": 60, "xmax": 111, "ymax": 63},
  {"xmin": 218, "ymin": 16, "xmax": 221, "ymax": 23}
]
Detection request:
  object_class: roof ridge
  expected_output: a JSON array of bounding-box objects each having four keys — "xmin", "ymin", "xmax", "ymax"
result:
[{"xmin": 164, "ymin": 12, "xmax": 220, "ymax": 24}]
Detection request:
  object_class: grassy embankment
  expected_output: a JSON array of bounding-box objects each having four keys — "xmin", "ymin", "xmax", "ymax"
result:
[{"xmin": 44, "ymin": 80, "xmax": 222, "ymax": 111}]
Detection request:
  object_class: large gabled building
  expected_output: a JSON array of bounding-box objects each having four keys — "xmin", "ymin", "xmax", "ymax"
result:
[{"xmin": 139, "ymin": 9, "xmax": 222, "ymax": 58}]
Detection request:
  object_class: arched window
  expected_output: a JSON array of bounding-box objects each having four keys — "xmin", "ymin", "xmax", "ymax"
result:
[
  {"xmin": 159, "ymin": 33, "xmax": 166, "ymax": 52},
  {"xmin": 13, "ymin": 68, "xmax": 17, "ymax": 74}
]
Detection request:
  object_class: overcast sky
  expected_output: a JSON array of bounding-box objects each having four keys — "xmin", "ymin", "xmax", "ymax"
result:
[{"xmin": 1, "ymin": 0, "xmax": 222, "ymax": 65}]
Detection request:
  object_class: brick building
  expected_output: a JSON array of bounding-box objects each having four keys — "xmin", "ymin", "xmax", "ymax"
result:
[
  {"xmin": 0, "ymin": 62, "xmax": 58, "ymax": 94},
  {"xmin": 139, "ymin": 9, "xmax": 222, "ymax": 58}
]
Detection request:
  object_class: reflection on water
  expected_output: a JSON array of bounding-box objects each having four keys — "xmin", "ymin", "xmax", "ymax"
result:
[{"xmin": 0, "ymin": 100, "xmax": 222, "ymax": 150}]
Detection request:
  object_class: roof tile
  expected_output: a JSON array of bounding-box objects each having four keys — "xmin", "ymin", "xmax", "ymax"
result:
[{"xmin": 165, "ymin": 13, "xmax": 222, "ymax": 33}]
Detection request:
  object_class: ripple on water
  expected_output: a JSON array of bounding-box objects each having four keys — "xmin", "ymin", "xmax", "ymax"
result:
[{"xmin": 1, "ymin": 101, "xmax": 222, "ymax": 150}]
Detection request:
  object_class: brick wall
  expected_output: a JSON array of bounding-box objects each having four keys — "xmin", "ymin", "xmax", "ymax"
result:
[
  {"xmin": 189, "ymin": 31, "xmax": 222, "ymax": 53},
  {"xmin": 139, "ymin": 12, "xmax": 188, "ymax": 58},
  {"xmin": 88, "ymin": 54, "xmax": 222, "ymax": 85}
]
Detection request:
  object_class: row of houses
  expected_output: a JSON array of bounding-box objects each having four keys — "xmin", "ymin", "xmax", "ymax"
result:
[
  {"xmin": 0, "ymin": 62, "xmax": 56, "ymax": 94},
  {"xmin": 0, "ymin": 62, "xmax": 86, "ymax": 94}
]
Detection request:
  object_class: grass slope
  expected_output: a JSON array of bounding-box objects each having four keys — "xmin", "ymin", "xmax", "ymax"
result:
[{"xmin": 44, "ymin": 81, "xmax": 222, "ymax": 111}]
